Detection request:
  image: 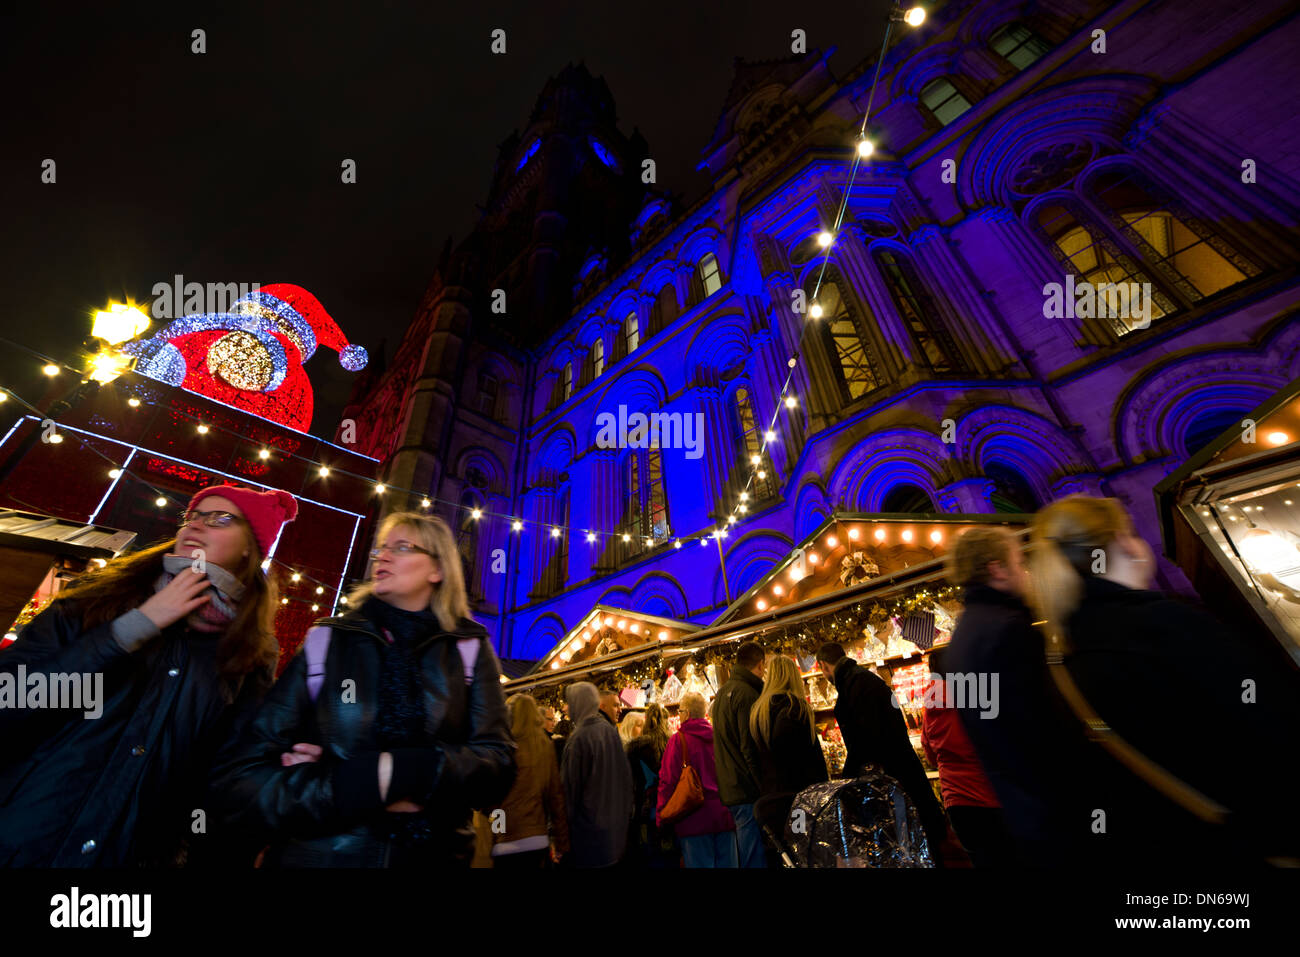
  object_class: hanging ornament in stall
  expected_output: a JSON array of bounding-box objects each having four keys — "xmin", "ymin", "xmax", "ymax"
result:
[{"xmin": 840, "ymin": 552, "xmax": 880, "ymax": 587}]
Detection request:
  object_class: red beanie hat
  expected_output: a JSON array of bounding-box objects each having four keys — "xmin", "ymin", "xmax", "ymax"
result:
[{"xmin": 187, "ymin": 485, "xmax": 299, "ymax": 558}]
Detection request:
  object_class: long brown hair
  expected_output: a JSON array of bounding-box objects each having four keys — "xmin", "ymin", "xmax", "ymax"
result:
[
  {"xmin": 346, "ymin": 511, "xmax": 472, "ymax": 632},
  {"xmin": 53, "ymin": 536, "xmax": 280, "ymax": 690},
  {"xmin": 506, "ymin": 693, "xmax": 550, "ymax": 770},
  {"xmin": 1028, "ymin": 495, "xmax": 1134, "ymax": 630},
  {"xmin": 750, "ymin": 654, "xmax": 815, "ymax": 747},
  {"xmin": 640, "ymin": 702, "xmax": 672, "ymax": 761}
]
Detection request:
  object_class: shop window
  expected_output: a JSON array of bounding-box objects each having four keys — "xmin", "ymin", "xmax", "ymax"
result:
[
  {"xmin": 874, "ymin": 249, "xmax": 962, "ymax": 373},
  {"xmin": 990, "ymin": 22, "xmax": 1050, "ymax": 71},
  {"xmin": 919, "ymin": 78, "xmax": 971, "ymax": 127}
]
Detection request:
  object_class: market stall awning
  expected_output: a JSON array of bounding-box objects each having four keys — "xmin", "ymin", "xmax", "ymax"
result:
[
  {"xmin": 530, "ymin": 604, "xmax": 699, "ymax": 677},
  {"xmin": 711, "ymin": 511, "xmax": 1029, "ymax": 626}
]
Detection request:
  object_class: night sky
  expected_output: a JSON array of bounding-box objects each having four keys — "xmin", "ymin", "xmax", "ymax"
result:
[{"xmin": 0, "ymin": 1, "xmax": 890, "ymax": 437}]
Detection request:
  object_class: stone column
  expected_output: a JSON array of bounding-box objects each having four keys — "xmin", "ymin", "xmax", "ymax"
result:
[{"xmin": 936, "ymin": 477, "xmax": 996, "ymax": 514}]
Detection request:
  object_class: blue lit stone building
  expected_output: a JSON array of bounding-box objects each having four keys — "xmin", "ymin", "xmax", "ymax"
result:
[{"xmin": 342, "ymin": 0, "xmax": 1300, "ymax": 658}]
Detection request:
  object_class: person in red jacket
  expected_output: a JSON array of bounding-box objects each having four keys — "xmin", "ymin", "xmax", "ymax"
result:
[
  {"xmin": 921, "ymin": 642, "xmax": 1014, "ymax": 868},
  {"xmin": 657, "ymin": 693, "xmax": 736, "ymax": 867}
]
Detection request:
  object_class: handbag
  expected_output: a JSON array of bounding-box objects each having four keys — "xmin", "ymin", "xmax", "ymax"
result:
[{"xmin": 658, "ymin": 731, "xmax": 705, "ymax": 825}]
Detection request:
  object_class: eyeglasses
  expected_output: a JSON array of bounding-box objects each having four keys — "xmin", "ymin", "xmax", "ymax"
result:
[
  {"xmin": 369, "ymin": 542, "xmax": 434, "ymax": 560},
  {"xmin": 179, "ymin": 509, "xmax": 243, "ymax": 529}
]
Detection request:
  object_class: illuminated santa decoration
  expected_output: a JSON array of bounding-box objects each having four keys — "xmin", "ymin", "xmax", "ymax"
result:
[{"xmin": 122, "ymin": 284, "xmax": 367, "ymax": 431}]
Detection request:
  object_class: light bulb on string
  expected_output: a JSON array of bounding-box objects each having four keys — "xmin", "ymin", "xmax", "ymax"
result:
[
  {"xmin": 512, "ymin": 520, "xmax": 522, "ymax": 532},
  {"xmin": 471, "ymin": 508, "xmax": 482, "ymax": 520},
  {"xmin": 128, "ymin": 397, "xmax": 140, "ymax": 407},
  {"xmin": 622, "ymin": 533, "xmax": 631, "ymax": 542},
  {"xmin": 750, "ymin": 454, "xmax": 761, "ymax": 466},
  {"xmin": 856, "ymin": 136, "xmax": 875, "ymax": 158},
  {"xmin": 315, "ymin": 586, "xmax": 324, "ymax": 595},
  {"xmin": 817, "ymin": 231, "xmax": 834, "ymax": 248},
  {"xmin": 551, "ymin": 527, "xmax": 561, "ymax": 538},
  {"xmin": 904, "ymin": 6, "xmax": 926, "ymax": 27},
  {"xmin": 586, "ymin": 531, "xmax": 596, "ymax": 543},
  {"xmin": 108, "ymin": 468, "xmax": 121, "ymax": 478},
  {"xmin": 258, "ymin": 448, "xmax": 271, "ymax": 460},
  {"xmin": 809, "ymin": 302, "xmax": 823, "ymax": 319},
  {"xmin": 154, "ymin": 496, "xmax": 166, "ymax": 508},
  {"xmin": 291, "ymin": 572, "xmax": 301, "ymax": 582},
  {"xmin": 420, "ymin": 498, "xmax": 431, "ymax": 508},
  {"xmin": 785, "ymin": 396, "xmax": 798, "ymax": 409},
  {"xmin": 318, "ymin": 466, "xmax": 330, "ymax": 477},
  {"xmin": 42, "ymin": 364, "xmax": 59, "ymax": 377},
  {"xmin": 375, "ymin": 484, "xmax": 386, "ymax": 494}
]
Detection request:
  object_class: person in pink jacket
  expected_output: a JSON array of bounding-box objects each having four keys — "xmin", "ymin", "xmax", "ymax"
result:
[{"xmin": 657, "ymin": 693, "xmax": 737, "ymax": 867}]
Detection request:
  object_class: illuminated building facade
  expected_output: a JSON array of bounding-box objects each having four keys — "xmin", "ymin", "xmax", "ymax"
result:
[{"xmin": 343, "ymin": 0, "xmax": 1300, "ymax": 659}]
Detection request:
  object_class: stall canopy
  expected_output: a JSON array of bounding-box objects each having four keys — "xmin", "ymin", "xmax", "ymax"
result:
[{"xmin": 530, "ymin": 604, "xmax": 700, "ymax": 677}]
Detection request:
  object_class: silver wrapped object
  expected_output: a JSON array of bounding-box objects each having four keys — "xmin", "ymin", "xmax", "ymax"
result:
[{"xmin": 784, "ymin": 770, "xmax": 934, "ymax": 868}]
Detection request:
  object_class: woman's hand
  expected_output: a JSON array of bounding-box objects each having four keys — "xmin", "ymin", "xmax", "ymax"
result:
[
  {"xmin": 280, "ymin": 743, "xmax": 323, "ymax": 767},
  {"xmin": 385, "ymin": 800, "xmax": 424, "ymax": 813},
  {"xmin": 138, "ymin": 567, "xmax": 210, "ymax": 631}
]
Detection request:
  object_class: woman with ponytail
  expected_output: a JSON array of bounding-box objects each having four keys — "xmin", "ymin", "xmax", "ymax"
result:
[
  {"xmin": 0, "ymin": 485, "xmax": 295, "ymax": 867},
  {"xmin": 1029, "ymin": 495, "xmax": 1300, "ymax": 864}
]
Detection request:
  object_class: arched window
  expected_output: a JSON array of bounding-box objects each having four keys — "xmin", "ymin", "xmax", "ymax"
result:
[
  {"xmin": 874, "ymin": 249, "xmax": 962, "ymax": 373},
  {"xmin": 990, "ymin": 22, "xmax": 1050, "ymax": 70},
  {"xmin": 591, "ymin": 338, "xmax": 604, "ymax": 379},
  {"xmin": 620, "ymin": 446, "xmax": 669, "ymax": 562},
  {"xmin": 881, "ymin": 484, "xmax": 934, "ymax": 514},
  {"xmin": 919, "ymin": 78, "xmax": 971, "ymax": 126},
  {"xmin": 1035, "ymin": 201, "xmax": 1171, "ymax": 338},
  {"xmin": 619, "ymin": 312, "xmax": 639, "ymax": 359},
  {"xmin": 735, "ymin": 386, "xmax": 777, "ymax": 501},
  {"xmin": 475, "ymin": 372, "xmax": 499, "ymax": 419},
  {"xmin": 985, "ymin": 462, "xmax": 1040, "ymax": 513},
  {"xmin": 697, "ymin": 253, "xmax": 722, "ymax": 300},
  {"xmin": 457, "ymin": 492, "xmax": 481, "ymax": 599},
  {"xmin": 648, "ymin": 284, "xmax": 678, "ymax": 336},
  {"xmin": 808, "ymin": 273, "xmax": 884, "ymax": 404},
  {"xmin": 1087, "ymin": 168, "xmax": 1254, "ymax": 304},
  {"xmin": 537, "ymin": 488, "xmax": 570, "ymax": 598}
]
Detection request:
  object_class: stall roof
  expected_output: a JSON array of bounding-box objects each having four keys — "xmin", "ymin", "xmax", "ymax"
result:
[
  {"xmin": 711, "ymin": 511, "xmax": 1030, "ymax": 626},
  {"xmin": 527, "ymin": 604, "xmax": 700, "ymax": 677}
]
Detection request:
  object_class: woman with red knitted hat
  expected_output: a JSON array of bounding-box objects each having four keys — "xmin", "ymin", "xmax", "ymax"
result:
[{"xmin": 0, "ymin": 484, "xmax": 297, "ymax": 867}]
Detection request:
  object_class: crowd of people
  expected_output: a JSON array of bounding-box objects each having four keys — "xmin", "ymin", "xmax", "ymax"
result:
[{"xmin": 1, "ymin": 489, "xmax": 1296, "ymax": 868}]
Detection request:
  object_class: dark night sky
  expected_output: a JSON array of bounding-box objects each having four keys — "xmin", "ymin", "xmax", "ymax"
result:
[{"xmin": 0, "ymin": 1, "xmax": 890, "ymax": 437}]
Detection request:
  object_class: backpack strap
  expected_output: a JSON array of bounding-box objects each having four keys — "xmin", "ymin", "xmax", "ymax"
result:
[
  {"xmin": 304, "ymin": 625, "xmax": 332, "ymax": 702},
  {"xmin": 457, "ymin": 636, "xmax": 480, "ymax": 686}
]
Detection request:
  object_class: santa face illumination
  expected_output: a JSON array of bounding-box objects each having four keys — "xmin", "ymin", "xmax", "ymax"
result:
[{"xmin": 122, "ymin": 284, "xmax": 367, "ymax": 432}]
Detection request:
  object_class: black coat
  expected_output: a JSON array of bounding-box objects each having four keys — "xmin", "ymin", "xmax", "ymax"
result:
[
  {"xmin": 752, "ymin": 694, "xmax": 829, "ymax": 797},
  {"xmin": 711, "ymin": 666, "xmax": 763, "ymax": 806},
  {"xmin": 1062, "ymin": 577, "xmax": 1300, "ymax": 863},
  {"xmin": 945, "ymin": 584, "xmax": 1094, "ymax": 866},
  {"xmin": 831, "ymin": 657, "xmax": 946, "ymax": 844},
  {"xmin": 210, "ymin": 607, "xmax": 516, "ymax": 867},
  {"xmin": 0, "ymin": 600, "xmax": 268, "ymax": 867}
]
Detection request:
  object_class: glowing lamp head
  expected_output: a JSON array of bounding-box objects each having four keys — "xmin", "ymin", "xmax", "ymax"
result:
[
  {"xmin": 48, "ymin": 432, "xmax": 63, "ymax": 444},
  {"xmin": 291, "ymin": 572, "xmax": 301, "ymax": 582},
  {"xmin": 155, "ymin": 496, "xmax": 167, "ymax": 508},
  {"xmin": 785, "ymin": 396, "xmax": 798, "ymax": 409},
  {"xmin": 92, "ymin": 302, "xmax": 150, "ymax": 346},
  {"xmin": 197, "ymin": 424, "xmax": 210, "ymax": 435},
  {"xmin": 674, "ymin": 540, "xmax": 681, "ymax": 549},
  {"xmin": 809, "ymin": 302, "xmax": 824, "ymax": 319},
  {"xmin": 604, "ymin": 616, "xmax": 614, "ymax": 626},
  {"xmin": 551, "ymin": 527, "xmax": 561, "ymax": 538},
  {"xmin": 856, "ymin": 137, "xmax": 875, "ymax": 158},
  {"xmin": 108, "ymin": 468, "xmax": 121, "ymax": 478},
  {"xmin": 930, "ymin": 530, "xmax": 943, "ymax": 544},
  {"xmin": 905, "ymin": 6, "xmax": 925, "ymax": 26},
  {"xmin": 375, "ymin": 484, "xmax": 386, "ymax": 494},
  {"xmin": 764, "ymin": 430, "xmax": 776, "ymax": 443},
  {"xmin": 817, "ymin": 231, "xmax": 834, "ymax": 248},
  {"xmin": 587, "ymin": 531, "xmax": 596, "ymax": 543},
  {"xmin": 622, "ymin": 533, "xmax": 631, "ymax": 542},
  {"xmin": 128, "ymin": 397, "xmax": 140, "ymax": 408},
  {"xmin": 512, "ymin": 520, "xmax": 522, "ymax": 532},
  {"xmin": 472, "ymin": 508, "xmax": 482, "ymax": 520},
  {"xmin": 874, "ymin": 528, "xmax": 886, "ymax": 542},
  {"xmin": 756, "ymin": 599, "xmax": 767, "ymax": 611},
  {"xmin": 258, "ymin": 448, "xmax": 271, "ymax": 460},
  {"xmin": 43, "ymin": 364, "xmax": 60, "ymax": 377},
  {"xmin": 901, "ymin": 529, "xmax": 914, "ymax": 543},
  {"xmin": 658, "ymin": 630, "xmax": 668, "ymax": 641},
  {"xmin": 1267, "ymin": 431, "xmax": 1290, "ymax": 446},
  {"xmin": 848, "ymin": 527, "xmax": 859, "ymax": 540},
  {"xmin": 773, "ymin": 584, "xmax": 783, "ymax": 596}
]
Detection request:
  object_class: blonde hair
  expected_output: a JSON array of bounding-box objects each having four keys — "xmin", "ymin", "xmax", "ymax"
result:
[
  {"xmin": 750, "ymin": 655, "xmax": 815, "ymax": 747},
  {"xmin": 947, "ymin": 527, "xmax": 1017, "ymax": 588},
  {"xmin": 618, "ymin": 711, "xmax": 645, "ymax": 744},
  {"xmin": 347, "ymin": 511, "xmax": 472, "ymax": 632},
  {"xmin": 640, "ymin": 702, "xmax": 672, "ymax": 760},
  {"xmin": 1028, "ymin": 495, "xmax": 1134, "ymax": 629},
  {"xmin": 506, "ymin": 693, "xmax": 551, "ymax": 771},
  {"xmin": 680, "ymin": 692, "xmax": 707, "ymax": 719}
]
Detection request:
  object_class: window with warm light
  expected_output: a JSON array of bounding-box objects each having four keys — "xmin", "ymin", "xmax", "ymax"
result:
[
  {"xmin": 811, "ymin": 276, "xmax": 883, "ymax": 404},
  {"xmin": 735, "ymin": 386, "xmax": 777, "ymax": 502},
  {"xmin": 874, "ymin": 248, "xmax": 962, "ymax": 373},
  {"xmin": 698, "ymin": 253, "xmax": 722, "ymax": 299}
]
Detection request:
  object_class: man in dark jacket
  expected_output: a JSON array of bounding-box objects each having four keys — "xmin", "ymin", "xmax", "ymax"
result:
[
  {"xmin": 710, "ymin": 641, "xmax": 767, "ymax": 868},
  {"xmin": 943, "ymin": 527, "xmax": 1093, "ymax": 866},
  {"xmin": 560, "ymin": 681, "xmax": 633, "ymax": 868},
  {"xmin": 816, "ymin": 642, "xmax": 948, "ymax": 852}
]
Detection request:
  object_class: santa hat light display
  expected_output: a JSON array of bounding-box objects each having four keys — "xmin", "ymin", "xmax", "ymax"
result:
[{"xmin": 123, "ymin": 284, "xmax": 367, "ymax": 431}]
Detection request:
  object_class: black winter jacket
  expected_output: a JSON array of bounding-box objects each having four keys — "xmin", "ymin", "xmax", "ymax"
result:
[
  {"xmin": 711, "ymin": 666, "xmax": 763, "ymax": 806},
  {"xmin": 0, "ymin": 600, "xmax": 269, "ymax": 867},
  {"xmin": 752, "ymin": 694, "xmax": 829, "ymax": 797},
  {"xmin": 210, "ymin": 607, "xmax": 516, "ymax": 867},
  {"xmin": 945, "ymin": 585, "xmax": 1094, "ymax": 866},
  {"xmin": 831, "ymin": 657, "xmax": 947, "ymax": 844}
]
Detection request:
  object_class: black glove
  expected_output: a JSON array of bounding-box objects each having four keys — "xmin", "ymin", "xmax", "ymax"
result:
[
  {"xmin": 387, "ymin": 747, "xmax": 444, "ymax": 804},
  {"xmin": 331, "ymin": 752, "xmax": 383, "ymax": 817}
]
